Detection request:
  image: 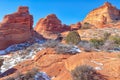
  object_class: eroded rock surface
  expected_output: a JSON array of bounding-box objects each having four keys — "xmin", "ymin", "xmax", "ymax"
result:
[
  {"xmin": 0, "ymin": 6, "xmax": 33, "ymax": 50},
  {"xmin": 83, "ymin": 2, "xmax": 120, "ymax": 28}
]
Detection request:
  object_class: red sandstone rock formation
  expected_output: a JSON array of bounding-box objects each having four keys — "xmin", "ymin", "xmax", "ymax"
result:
[
  {"xmin": 2, "ymin": 6, "xmax": 33, "ymax": 29},
  {"xmin": 70, "ymin": 22, "xmax": 81, "ymax": 30},
  {"xmin": 83, "ymin": 2, "xmax": 120, "ymax": 28},
  {"xmin": 34, "ymin": 14, "xmax": 70, "ymax": 39},
  {"xmin": 0, "ymin": 6, "xmax": 33, "ymax": 50}
]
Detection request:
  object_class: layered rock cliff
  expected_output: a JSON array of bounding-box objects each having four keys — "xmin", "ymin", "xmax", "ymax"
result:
[
  {"xmin": 35, "ymin": 14, "xmax": 71, "ymax": 32},
  {"xmin": 0, "ymin": 6, "xmax": 33, "ymax": 50},
  {"xmin": 83, "ymin": 2, "xmax": 120, "ymax": 28},
  {"xmin": 34, "ymin": 14, "xmax": 70, "ymax": 39}
]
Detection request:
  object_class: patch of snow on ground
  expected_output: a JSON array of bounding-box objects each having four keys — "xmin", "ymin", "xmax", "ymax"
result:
[
  {"xmin": 69, "ymin": 46, "xmax": 81, "ymax": 53},
  {"xmin": 34, "ymin": 72, "xmax": 51, "ymax": 80},
  {"xmin": 0, "ymin": 39, "xmax": 45, "ymax": 73},
  {"xmin": 95, "ymin": 67, "xmax": 102, "ymax": 70},
  {"xmin": 91, "ymin": 60, "xmax": 103, "ymax": 71},
  {"xmin": 91, "ymin": 60, "xmax": 103, "ymax": 66}
]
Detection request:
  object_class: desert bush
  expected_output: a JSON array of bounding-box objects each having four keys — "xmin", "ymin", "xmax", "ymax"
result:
[
  {"xmin": 101, "ymin": 40, "xmax": 115, "ymax": 51},
  {"xmin": 81, "ymin": 22, "xmax": 92, "ymax": 29},
  {"xmin": 55, "ymin": 44, "xmax": 80, "ymax": 54},
  {"xmin": 65, "ymin": 31, "xmax": 81, "ymax": 45},
  {"xmin": 103, "ymin": 32, "xmax": 111, "ymax": 41},
  {"xmin": 34, "ymin": 72, "xmax": 50, "ymax": 80},
  {"xmin": 0, "ymin": 59, "xmax": 4, "ymax": 67},
  {"xmin": 6, "ymin": 77, "xmax": 15, "ymax": 80},
  {"xmin": 6, "ymin": 68, "xmax": 39, "ymax": 80},
  {"xmin": 78, "ymin": 40, "xmax": 93, "ymax": 52},
  {"xmin": 43, "ymin": 40, "xmax": 60, "ymax": 48},
  {"xmin": 90, "ymin": 38, "xmax": 104, "ymax": 49},
  {"xmin": 71, "ymin": 65, "xmax": 100, "ymax": 80},
  {"xmin": 109, "ymin": 35, "xmax": 120, "ymax": 45}
]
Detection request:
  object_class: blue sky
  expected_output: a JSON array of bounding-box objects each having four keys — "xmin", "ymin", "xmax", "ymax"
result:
[{"xmin": 0, "ymin": 0, "xmax": 120, "ymax": 26}]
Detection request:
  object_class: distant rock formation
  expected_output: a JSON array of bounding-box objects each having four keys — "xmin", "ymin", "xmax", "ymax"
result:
[
  {"xmin": 0, "ymin": 6, "xmax": 33, "ymax": 50},
  {"xmin": 34, "ymin": 14, "xmax": 70, "ymax": 39},
  {"xmin": 70, "ymin": 22, "xmax": 81, "ymax": 30},
  {"xmin": 83, "ymin": 2, "xmax": 120, "ymax": 28},
  {"xmin": 2, "ymin": 6, "xmax": 33, "ymax": 29}
]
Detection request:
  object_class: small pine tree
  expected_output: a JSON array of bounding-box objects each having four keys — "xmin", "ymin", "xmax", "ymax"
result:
[{"xmin": 65, "ymin": 31, "xmax": 81, "ymax": 45}]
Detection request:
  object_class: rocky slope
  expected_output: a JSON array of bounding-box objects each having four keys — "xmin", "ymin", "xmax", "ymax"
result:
[
  {"xmin": 62, "ymin": 27, "xmax": 120, "ymax": 41},
  {"xmin": 0, "ymin": 48, "xmax": 120, "ymax": 80},
  {"xmin": 83, "ymin": 2, "xmax": 120, "ymax": 28},
  {"xmin": 0, "ymin": 6, "xmax": 33, "ymax": 50}
]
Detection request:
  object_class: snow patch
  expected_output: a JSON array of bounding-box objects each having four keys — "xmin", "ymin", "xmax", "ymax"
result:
[
  {"xmin": 69, "ymin": 46, "xmax": 81, "ymax": 53},
  {"xmin": 34, "ymin": 72, "xmax": 51, "ymax": 80},
  {"xmin": 95, "ymin": 67, "xmax": 102, "ymax": 70},
  {"xmin": 91, "ymin": 60, "xmax": 103, "ymax": 66},
  {"xmin": 0, "ymin": 39, "xmax": 45, "ymax": 73}
]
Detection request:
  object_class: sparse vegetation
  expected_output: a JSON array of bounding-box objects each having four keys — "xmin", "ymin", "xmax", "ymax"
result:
[
  {"xmin": 78, "ymin": 40, "xmax": 93, "ymax": 52},
  {"xmin": 6, "ymin": 68, "xmax": 38, "ymax": 80},
  {"xmin": 81, "ymin": 22, "xmax": 92, "ymax": 29},
  {"xmin": 43, "ymin": 40, "xmax": 59, "ymax": 48},
  {"xmin": 0, "ymin": 59, "xmax": 4, "ymax": 67},
  {"xmin": 42, "ymin": 40, "xmax": 80, "ymax": 54},
  {"xmin": 65, "ymin": 31, "xmax": 81, "ymax": 45},
  {"xmin": 71, "ymin": 65, "xmax": 103, "ymax": 80},
  {"xmin": 109, "ymin": 35, "xmax": 120, "ymax": 46},
  {"xmin": 90, "ymin": 38, "xmax": 104, "ymax": 49},
  {"xmin": 55, "ymin": 44, "xmax": 79, "ymax": 54},
  {"xmin": 103, "ymin": 32, "xmax": 111, "ymax": 41}
]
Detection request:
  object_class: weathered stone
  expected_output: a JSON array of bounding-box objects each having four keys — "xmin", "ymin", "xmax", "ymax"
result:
[
  {"xmin": 83, "ymin": 2, "xmax": 120, "ymax": 28},
  {"xmin": 34, "ymin": 14, "xmax": 70, "ymax": 39},
  {"xmin": 0, "ymin": 6, "xmax": 33, "ymax": 50}
]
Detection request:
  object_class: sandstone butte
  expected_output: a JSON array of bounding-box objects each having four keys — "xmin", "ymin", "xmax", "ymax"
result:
[
  {"xmin": 34, "ymin": 14, "xmax": 81, "ymax": 39},
  {"xmin": 0, "ymin": 48, "xmax": 120, "ymax": 80},
  {"xmin": 0, "ymin": 6, "xmax": 33, "ymax": 50},
  {"xmin": 83, "ymin": 2, "xmax": 120, "ymax": 28}
]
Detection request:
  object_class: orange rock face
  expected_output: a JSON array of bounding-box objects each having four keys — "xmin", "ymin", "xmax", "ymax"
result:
[
  {"xmin": 35, "ymin": 14, "xmax": 70, "ymax": 33},
  {"xmin": 0, "ymin": 6, "xmax": 33, "ymax": 50},
  {"xmin": 83, "ymin": 2, "xmax": 120, "ymax": 27},
  {"xmin": 34, "ymin": 14, "xmax": 70, "ymax": 39},
  {"xmin": 70, "ymin": 22, "xmax": 81, "ymax": 30},
  {"xmin": 2, "ymin": 6, "xmax": 33, "ymax": 29}
]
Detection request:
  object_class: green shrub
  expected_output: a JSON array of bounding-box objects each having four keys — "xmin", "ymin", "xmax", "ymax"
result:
[
  {"xmin": 55, "ymin": 44, "xmax": 80, "ymax": 54},
  {"xmin": 103, "ymin": 32, "xmax": 111, "ymax": 41},
  {"xmin": 109, "ymin": 35, "xmax": 120, "ymax": 45},
  {"xmin": 65, "ymin": 31, "xmax": 81, "ymax": 45},
  {"xmin": 43, "ymin": 40, "xmax": 60, "ymax": 48},
  {"xmin": 78, "ymin": 40, "xmax": 93, "ymax": 52},
  {"xmin": 81, "ymin": 22, "xmax": 92, "ymax": 29},
  {"xmin": 71, "ymin": 65, "xmax": 99, "ymax": 80},
  {"xmin": 90, "ymin": 38, "xmax": 104, "ymax": 49}
]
